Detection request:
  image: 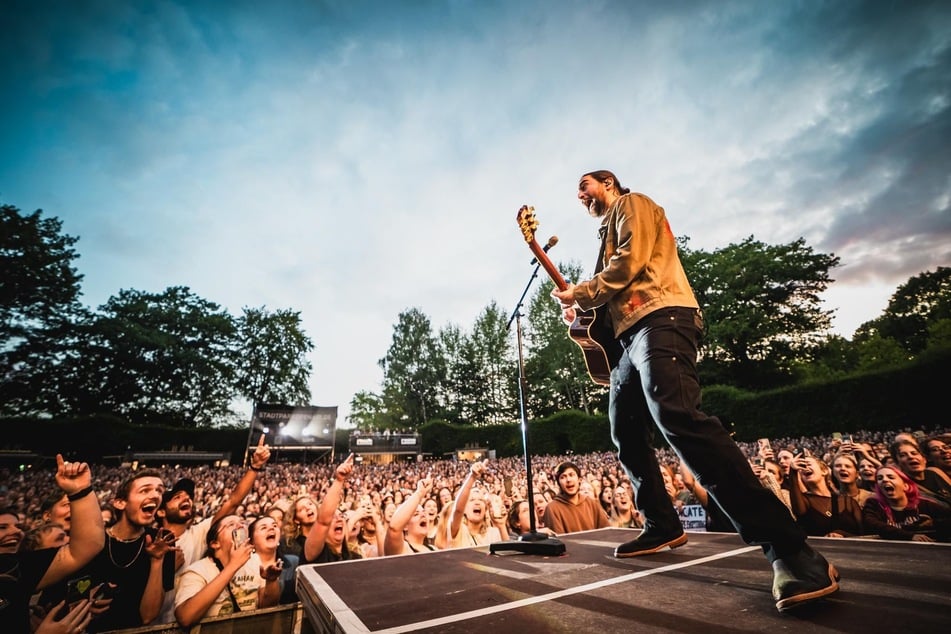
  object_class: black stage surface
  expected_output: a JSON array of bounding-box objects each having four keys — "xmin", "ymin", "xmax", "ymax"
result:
[{"xmin": 298, "ymin": 527, "xmax": 951, "ymax": 633}]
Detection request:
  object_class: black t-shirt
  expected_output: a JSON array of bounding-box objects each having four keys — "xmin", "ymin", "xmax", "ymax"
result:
[
  {"xmin": 41, "ymin": 528, "xmax": 175, "ymax": 633},
  {"xmin": 0, "ymin": 548, "xmax": 58, "ymax": 634}
]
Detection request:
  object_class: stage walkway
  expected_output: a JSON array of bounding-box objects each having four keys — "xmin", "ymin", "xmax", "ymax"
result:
[{"xmin": 298, "ymin": 527, "xmax": 951, "ymax": 633}]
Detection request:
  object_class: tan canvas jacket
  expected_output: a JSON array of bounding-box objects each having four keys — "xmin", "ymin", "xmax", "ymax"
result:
[{"xmin": 573, "ymin": 192, "xmax": 699, "ymax": 337}]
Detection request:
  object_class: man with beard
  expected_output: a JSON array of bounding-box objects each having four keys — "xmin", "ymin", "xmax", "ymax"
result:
[
  {"xmin": 551, "ymin": 170, "xmax": 839, "ymax": 612},
  {"xmin": 41, "ymin": 469, "xmax": 177, "ymax": 632},
  {"xmin": 542, "ymin": 461, "xmax": 610, "ymax": 534},
  {"xmin": 155, "ymin": 435, "xmax": 271, "ymax": 623}
]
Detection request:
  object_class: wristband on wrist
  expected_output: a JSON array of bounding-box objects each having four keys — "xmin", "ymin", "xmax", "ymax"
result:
[
  {"xmin": 250, "ymin": 465, "xmax": 265, "ymax": 472},
  {"xmin": 67, "ymin": 486, "xmax": 94, "ymax": 502}
]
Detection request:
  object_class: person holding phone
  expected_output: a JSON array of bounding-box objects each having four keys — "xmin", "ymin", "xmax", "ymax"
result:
[
  {"xmin": 155, "ymin": 434, "xmax": 272, "ymax": 624},
  {"xmin": 174, "ymin": 515, "xmax": 281, "ymax": 627}
]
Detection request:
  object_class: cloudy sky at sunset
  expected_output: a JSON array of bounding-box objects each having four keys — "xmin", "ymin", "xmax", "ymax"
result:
[{"xmin": 2, "ymin": 0, "xmax": 948, "ymax": 422}]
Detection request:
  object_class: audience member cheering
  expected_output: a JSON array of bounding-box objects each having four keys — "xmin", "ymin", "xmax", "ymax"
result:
[
  {"xmin": 447, "ymin": 460, "xmax": 507, "ymax": 547},
  {"xmin": 863, "ymin": 466, "xmax": 951, "ymax": 542},
  {"xmin": 155, "ymin": 434, "xmax": 272, "ymax": 623},
  {"xmin": 787, "ymin": 454, "xmax": 863, "ymax": 538},
  {"xmin": 0, "ymin": 455, "xmax": 104, "ymax": 633},
  {"xmin": 174, "ymin": 515, "xmax": 281, "ymax": 627},
  {"xmin": 304, "ymin": 454, "xmax": 362, "ymax": 563},
  {"xmin": 891, "ymin": 439, "xmax": 951, "ymax": 509},
  {"xmin": 385, "ymin": 475, "xmax": 438, "ymax": 555},
  {"xmin": 541, "ymin": 461, "xmax": 611, "ymax": 534},
  {"xmin": 249, "ymin": 515, "xmax": 299, "ymax": 604}
]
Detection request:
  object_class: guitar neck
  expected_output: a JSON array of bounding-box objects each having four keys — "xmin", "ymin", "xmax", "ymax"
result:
[{"xmin": 528, "ymin": 239, "xmax": 569, "ymax": 291}]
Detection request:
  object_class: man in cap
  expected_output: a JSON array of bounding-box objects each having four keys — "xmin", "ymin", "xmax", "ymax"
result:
[
  {"xmin": 542, "ymin": 461, "xmax": 611, "ymax": 534},
  {"xmin": 154, "ymin": 435, "xmax": 271, "ymax": 623}
]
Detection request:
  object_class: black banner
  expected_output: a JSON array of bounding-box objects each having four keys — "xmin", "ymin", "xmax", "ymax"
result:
[{"xmin": 251, "ymin": 403, "xmax": 337, "ymax": 448}]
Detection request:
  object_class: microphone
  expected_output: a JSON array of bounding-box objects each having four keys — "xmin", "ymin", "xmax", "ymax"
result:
[{"xmin": 530, "ymin": 235, "xmax": 558, "ymax": 265}]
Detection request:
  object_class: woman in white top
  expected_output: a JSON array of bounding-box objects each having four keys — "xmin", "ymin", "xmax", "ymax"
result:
[{"xmin": 174, "ymin": 515, "xmax": 281, "ymax": 628}]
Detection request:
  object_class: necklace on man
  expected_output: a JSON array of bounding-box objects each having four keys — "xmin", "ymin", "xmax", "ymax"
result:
[{"xmin": 107, "ymin": 529, "xmax": 145, "ymax": 568}]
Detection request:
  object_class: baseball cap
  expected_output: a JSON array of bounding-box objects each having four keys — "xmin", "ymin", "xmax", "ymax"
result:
[{"xmin": 161, "ymin": 478, "xmax": 195, "ymax": 507}]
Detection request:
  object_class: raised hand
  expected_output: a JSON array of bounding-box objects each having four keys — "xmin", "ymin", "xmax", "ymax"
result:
[
  {"xmin": 228, "ymin": 539, "xmax": 254, "ymax": 571},
  {"xmin": 470, "ymin": 459, "xmax": 488, "ymax": 478},
  {"xmin": 261, "ymin": 559, "xmax": 284, "ymax": 582},
  {"xmin": 250, "ymin": 434, "xmax": 271, "ymax": 469},
  {"xmin": 144, "ymin": 532, "xmax": 180, "ymax": 562},
  {"xmin": 335, "ymin": 454, "xmax": 355, "ymax": 482},
  {"xmin": 55, "ymin": 454, "xmax": 92, "ymax": 495},
  {"xmin": 417, "ymin": 476, "xmax": 434, "ymax": 496}
]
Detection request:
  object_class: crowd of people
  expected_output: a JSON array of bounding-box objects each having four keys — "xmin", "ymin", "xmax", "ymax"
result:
[{"xmin": 1, "ymin": 427, "xmax": 949, "ymax": 632}]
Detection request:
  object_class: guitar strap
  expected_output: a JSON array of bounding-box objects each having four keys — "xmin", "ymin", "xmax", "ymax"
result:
[{"xmin": 595, "ymin": 221, "xmax": 609, "ymax": 274}]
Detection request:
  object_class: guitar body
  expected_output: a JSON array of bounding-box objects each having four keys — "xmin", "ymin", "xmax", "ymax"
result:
[
  {"xmin": 569, "ymin": 308, "xmax": 621, "ymax": 386},
  {"xmin": 516, "ymin": 204, "xmax": 620, "ymax": 387}
]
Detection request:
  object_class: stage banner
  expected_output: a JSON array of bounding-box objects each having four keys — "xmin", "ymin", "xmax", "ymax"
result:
[{"xmin": 251, "ymin": 403, "xmax": 337, "ymax": 447}]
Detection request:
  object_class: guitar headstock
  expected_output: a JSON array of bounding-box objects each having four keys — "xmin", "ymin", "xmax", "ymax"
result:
[{"xmin": 516, "ymin": 205, "xmax": 538, "ymax": 244}]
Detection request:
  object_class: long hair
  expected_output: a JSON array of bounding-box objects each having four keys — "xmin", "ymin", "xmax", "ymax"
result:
[
  {"xmin": 872, "ymin": 466, "xmax": 920, "ymax": 525},
  {"xmin": 204, "ymin": 515, "xmax": 228, "ymax": 558},
  {"xmin": 831, "ymin": 452, "xmax": 859, "ymax": 493},
  {"xmin": 507, "ymin": 500, "xmax": 528, "ymax": 535},
  {"xmin": 581, "ymin": 170, "xmax": 631, "ymax": 217},
  {"xmin": 249, "ymin": 515, "xmax": 288, "ymax": 561},
  {"xmin": 282, "ymin": 495, "xmax": 314, "ymax": 544}
]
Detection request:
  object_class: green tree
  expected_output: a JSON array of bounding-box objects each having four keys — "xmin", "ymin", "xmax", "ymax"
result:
[
  {"xmin": 0, "ymin": 205, "xmax": 85, "ymax": 414},
  {"xmin": 0, "ymin": 204, "xmax": 83, "ymax": 342},
  {"xmin": 524, "ymin": 261, "xmax": 607, "ymax": 416},
  {"xmin": 924, "ymin": 318, "xmax": 951, "ymax": 354},
  {"xmin": 437, "ymin": 322, "xmax": 469, "ymax": 424},
  {"xmin": 452, "ymin": 302, "xmax": 516, "ymax": 425},
  {"xmin": 347, "ymin": 390, "xmax": 389, "ymax": 431},
  {"xmin": 53, "ymin": 287, "xmax": 238, "ymax": 427},
  {"xmin": 233, "ymin": 306, "xmax": 313, "ymax": 407},
  {"xmin": 680, "ymin": 236, "xmax": 839, "ymax": 388},
  {"xmin": 854, "ymin": 267, "xmax": 951, "ymax": 354},
  {"xmin": 378, "ymin": 308, "xmax": 445, "ymax": 429},
  {"xmin": 793, "ymin": 334, "xmax": 860, "ymax": 382},
  {"xmin": 853, "ymin": 333, "xmax": 910, "ymax": 372}
]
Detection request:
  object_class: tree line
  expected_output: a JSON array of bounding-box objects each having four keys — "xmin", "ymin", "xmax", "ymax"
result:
[
  {"xmin": 2, "ymin": 202, "xmax": 949, "ymax": 432},
  {"xmin": 350, "ymin": 242, "xmax": 950, "ymax": 431},
  {"xmin": 1, "ymin": 204, "xmax": 313, "ymax": 427}
]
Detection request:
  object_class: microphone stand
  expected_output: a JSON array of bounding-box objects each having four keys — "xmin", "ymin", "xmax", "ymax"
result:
[{"xmin": 489, "ymin": 260, "xmax": 566, "ymax": 556}]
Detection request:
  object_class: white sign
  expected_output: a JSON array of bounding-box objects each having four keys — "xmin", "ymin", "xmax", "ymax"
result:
[{"xmin": 678, "ymin": 504, "xmax": 707, "ymax": 532}]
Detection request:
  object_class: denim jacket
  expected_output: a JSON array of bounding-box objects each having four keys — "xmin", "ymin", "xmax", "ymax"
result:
[{"xmin": 573, "ymin": 192, "xmax": 698, "ymax": 337}]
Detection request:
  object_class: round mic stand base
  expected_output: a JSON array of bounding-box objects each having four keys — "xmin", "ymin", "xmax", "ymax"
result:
[{"xmin": 490, "ymin": 532, "xmax": 566, "ymax": 556}]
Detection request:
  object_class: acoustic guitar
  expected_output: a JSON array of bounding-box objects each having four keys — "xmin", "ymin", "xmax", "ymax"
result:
[{"xmin": 516, "ymin": 205, "xmax": 621, "ymax": 386}]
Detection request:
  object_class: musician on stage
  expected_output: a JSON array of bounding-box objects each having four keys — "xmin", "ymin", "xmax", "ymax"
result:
[{"xmin": 551, "ymin": 169, "xmax": 840, "ymax": 612}]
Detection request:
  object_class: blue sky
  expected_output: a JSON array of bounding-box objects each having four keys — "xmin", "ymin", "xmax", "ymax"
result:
[{"xmin": 2, "ymin": 0, "xmax": 949, "ymax": 423}]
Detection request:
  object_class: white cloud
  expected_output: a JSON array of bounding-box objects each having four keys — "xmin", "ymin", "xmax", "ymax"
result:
[{"xmin": 3, "ymin": 0, "xmax": 949, "ymax": 422}]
